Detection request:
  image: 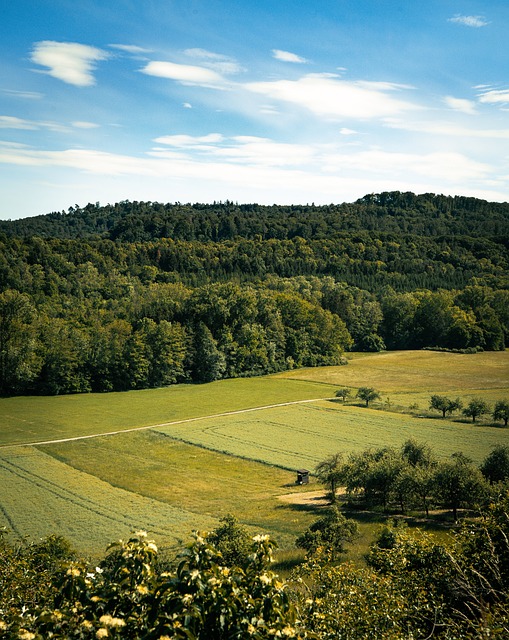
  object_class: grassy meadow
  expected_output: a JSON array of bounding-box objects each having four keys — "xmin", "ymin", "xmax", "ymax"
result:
[{"xmin": 0, "ymin": 350, "xmax": 507, "ymax": 559}]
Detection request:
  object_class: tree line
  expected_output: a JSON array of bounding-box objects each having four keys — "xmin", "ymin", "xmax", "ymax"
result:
[
  {"xmin": 2, "ymin": 191, "xmax": 509, "ymax": 241},
  {"xmin": 0, "ymin": 191, "xmax": 508, "ymax": 396}
]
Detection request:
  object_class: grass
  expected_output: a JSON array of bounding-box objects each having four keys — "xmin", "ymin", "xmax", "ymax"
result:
[
  {"xmin": 155, "ymin": 400, "xmax": 509, "ymax": 467},
  {"xmin": 40, "ymin": 431, "xmax": 320, "ymax": 551},
  {"xmin": 0, "ymin": 350, "xmax": 507, "ymax": 560},
  {"xmin": 0, "ymin": 446, "xmax": 218, "ymax": 557},
  {"xmin": 276, "ymin": 350, "xmax": 509, "ymax": 407},
  {"xmin": 0, "ymin": 377, "xmax": 336, "ymax": 447}
]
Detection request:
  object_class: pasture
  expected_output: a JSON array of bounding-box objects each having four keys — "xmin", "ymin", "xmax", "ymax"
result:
[
  {"xmin": 154, "ymin": 400, "xmax": 509, "ymax": 468},
  {"xmin": 0, "ymin": 350, "xmax": 507, "ymax": 558}
]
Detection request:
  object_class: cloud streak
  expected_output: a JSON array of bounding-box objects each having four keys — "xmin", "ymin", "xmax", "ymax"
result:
[
  {"xmin": 141, "ymin": 60, "xmax": 228, "ymax": 88},
  {"xmin": 272, "ymin": 49, "xmax": 308, "ymax": 63},
  {"xmin": 448, "ymin": 15, "xmax": 489, "ymax": 28}
]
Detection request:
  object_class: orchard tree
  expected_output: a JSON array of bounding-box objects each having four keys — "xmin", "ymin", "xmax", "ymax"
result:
[
  {"xmin": 429, "ymin": 395, "xmax": 462, "ymax": 418},
  {"xmin": 480, "ymin": 445, "xmax": 509, "ymax": 484},
  {"xmin": 356, "ymin": 387, "xmax": 380, "ymax": 407},
  {"xmin": 296, "ymin": 506, "xmax": 358, "ymax": 560},
  {"xmin": 462, "ymin": 398, "xmax": 490, "ymax": 423},
  {"xmin": 206, "ymin": 514, "xmax": 252, "ymax": 567},
  {"xmin": 433, "ymin": 455, "xmax": 487, "ymax": 521},
  {"xmin": 493, "ymin": 400, "xmax": 509, "ymax": 427},
  {"xmin": 315, "ymin": 453, "xmax": 344, "ymax": 503},
  {"xmin": 335, "ymin": 388, "xmax": 350, "ymax": 402}
]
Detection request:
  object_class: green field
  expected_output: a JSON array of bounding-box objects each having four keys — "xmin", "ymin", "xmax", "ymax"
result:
[
  {"xmin": 0, "ymin": 446, "xmax": 218, "ymax": 555},
  {"xmin": 154, "ymin": 400, "xmax": 509, "ymax": 468},
  {"xmin": 0, "ymin": 377, "xmax": 336, "ymax": 447},
  {"xmin": 0, "ymin": 350, "xmax": 507, "ymax": 558}
]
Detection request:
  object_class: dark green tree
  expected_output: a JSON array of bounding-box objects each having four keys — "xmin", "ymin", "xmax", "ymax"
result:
[
  {"xmin": 492, "ymin": 400, "xmax": 509, "ymax": 427},
  {"xmin": 315, "ymin": 453, "xmax": 344, "ymax": 503},
  {"xmin": 296, "ymin": 506, "xmax": 358, "ymax": 560},
  {"xmin": 191, "ymin": 322, "xmax": 226, "ymax": 383},
  {"xmin": 206, "ymin": 514, "xmax": 252, "ymax": 567},
  {"xmin": 429, "ymin": 395, "xmax": 462, "ymax": 418},
  {"xmin": 462, "ymin": 397, "xmax": 490, "ymax": 423},
  {"xmin": 433, "ymin": 455, "xmax": 487, "ymax": 520},
  {"xmin": 480, "ymin": 445, "xmax": 509, "ymax": 484},
  {"xmin": 356, "ymin": 387, "xmax": 380, "ymax": 407}
]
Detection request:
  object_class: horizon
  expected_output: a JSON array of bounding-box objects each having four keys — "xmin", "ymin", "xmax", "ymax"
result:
[{"xmin": 1, "ymin": 1, "xmax": 508, "ymax": 220}]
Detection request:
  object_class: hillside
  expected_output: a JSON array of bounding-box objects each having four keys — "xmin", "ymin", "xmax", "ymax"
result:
[{"xmin": 0, "ymin": 191, "xmax": 508, "ymax": 396}]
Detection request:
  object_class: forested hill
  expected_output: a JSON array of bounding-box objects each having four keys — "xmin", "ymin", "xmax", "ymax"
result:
[
  {"xmin": 1, "ymin": 190, "xmax": 508, "ymax": 396},
  {"xmin": 2, "ymin": 191, "xmax": 509, "ymax": 241}
]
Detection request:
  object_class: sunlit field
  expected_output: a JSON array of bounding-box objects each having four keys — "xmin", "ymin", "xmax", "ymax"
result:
[{"xmin": 0, "ymin": 350, "xmax": 507, "ymax": 559}]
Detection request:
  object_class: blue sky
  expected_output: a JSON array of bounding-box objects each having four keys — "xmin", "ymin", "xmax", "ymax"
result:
[{"xmin": 1, "ymin": 0, "xmax": 508, "ymax": 219}]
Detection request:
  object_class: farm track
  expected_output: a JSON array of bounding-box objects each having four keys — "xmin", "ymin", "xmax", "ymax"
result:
[{"xmin": 0, "ymin": 397, "xmax": 334, "ymax": 450}]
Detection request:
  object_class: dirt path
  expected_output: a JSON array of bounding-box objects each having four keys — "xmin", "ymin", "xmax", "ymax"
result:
[
  {"xmin": 1, "ymin": 396, "xmax": 335, "ymax": 450},
  {"xmin": 278, "ymin": 490, "xmax": 329, "ymax": 507}
]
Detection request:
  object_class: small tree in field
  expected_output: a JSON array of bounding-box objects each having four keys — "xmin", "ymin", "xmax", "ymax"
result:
[
  {"xmin": 493, "ymin": 400, "xmax": 509, "ymax": 426},
  {"xmin": 296, "ymin": 506, "xmax": 358, "ymax": 561},
  {"xmin": 462, "ymin": 398, "xmax": 490, "ymax": 423},
  {"xmin": 429, "ymin": 395, "xmax": 463, "ymax": 418},
  {"xmin": 315, "ymin": 453, "xmax": 344, "ymax": 503},
  {"xmin": 356, "ymin": 387, "xmax": 380, "ymax": 407},
  {"xmin": 335, "ymin": 388, "xmax": 350, "ymax": 402}
]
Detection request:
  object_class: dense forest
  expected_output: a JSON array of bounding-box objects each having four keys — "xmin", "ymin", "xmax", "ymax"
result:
[{"xmin": 1, "ymin": 191, "xmax": 508, "ymax": 395}]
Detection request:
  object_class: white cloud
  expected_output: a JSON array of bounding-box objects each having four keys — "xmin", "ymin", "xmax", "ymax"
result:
[
  {"xmin": 72, "ymin": 121, "xmax": 100, "ymax": 129},
  {"xmin": 0, "ymin": 115, "xmax": 71, "ymax": 133},
  {"xmin": 31, "ymin": 41, "xmax": 109, "ymax": 86},
  {"xmin": 443, "ymin": 96, "xmax": 478, "ymax": 115},
  {"xmin": 339, "ymin": 128, "xmax": 358, "ymax": 135},
  {"xmin": 246, "ymin": 74, "xmax": 419, "ymax": 120},
  {"xmin": 2, "ymin": 89, "xmax": 43, "ymax": 100},
  {"xmin": 0, "ymin": 139, "xmax": 506, "ymax": 208},
  {"xmin": 478, "ymin": 88, "xmax": 509, "ymax": 105},
  {"xmin": 384, "ymin": 118, "xmax": 509, "ymax": 139},
  {"xmin": 184, "ymin": 48, "xmax": 245, "ymax": 75},
  {"xmin": 448, "ymin": 15, "xmax": 489, "ymax": 28},
  {"xmin": 0, "ymin": 116, "xmax": 37, "ymax": 130},
  {"xmin": 141, "ymin": 60, "xmax": 228, "ymax": 88},
  {"xmin": 322, "ymin": 150, "xmax": 491, "ymax": 183},
  {"xmin": 108, "ymin": 44, "xmax": 152, "ymax": 54},
  {"xmin": 154, "ymin": 133, "xmax": 224, "ymax": 147},
  {"xmin": 272, "ymin": 49, "xmax": 308, "ymax": 64}
]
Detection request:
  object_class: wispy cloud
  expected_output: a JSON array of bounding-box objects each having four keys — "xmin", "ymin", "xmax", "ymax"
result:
[
  {"xmin": 31, "ymin": 41, "xmax": 109, "ymax": 86},
  {"xmin": 0, "ymin": 115, "xmax": 74, "ymax": 132},
  {"xmin": 141, "ymin": 60, "xmax": 228, "ymax": 88},
  {"xmin": 71, "ymin": 121, "xmax": 100, "ymax": 129},
  {"xmin": 384, "ymin": 118, "xmax": 509, "ymax": 139},
  {"xmin": 0, "ymin": 115, "xmax": 101, "ymax": 133},
  {"xmin": 2, "ymin": 89, "xmax": 43, "ymax": 100},
  {"xmin": 246, "ymin": 74, "xmax": 419, "ymax": 120},
  {"xmin": 444, "ymin": 96, "xmax": 478, "ymax": 115},
  {"xmin": 0, "ymin": 137, "xmax": 492, "ymax": 187},
  {"xmin": 0, "ymin": 116, "xmax": 37, "ymax": 130},
  {"xmin": 477, "ymin": 88, "xmax": 509, "ymax": 105},
  {"xmin": 108, "ymin": 44, "xmax": 152, "ymax": 54},
  {"xmin": 448, "ymin": 15, "xmax": 489, "ymax": 28},
  {"xmin": 184, "ymin": 48, "xmax": 245, "ymax": 75},
  {"xmin": 272, "ymin": 49, "xmax": 308, "ymax": 64},
  {"xmin": 154, "ymin": 133, "xmax": 224, "ymax": 147}
]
